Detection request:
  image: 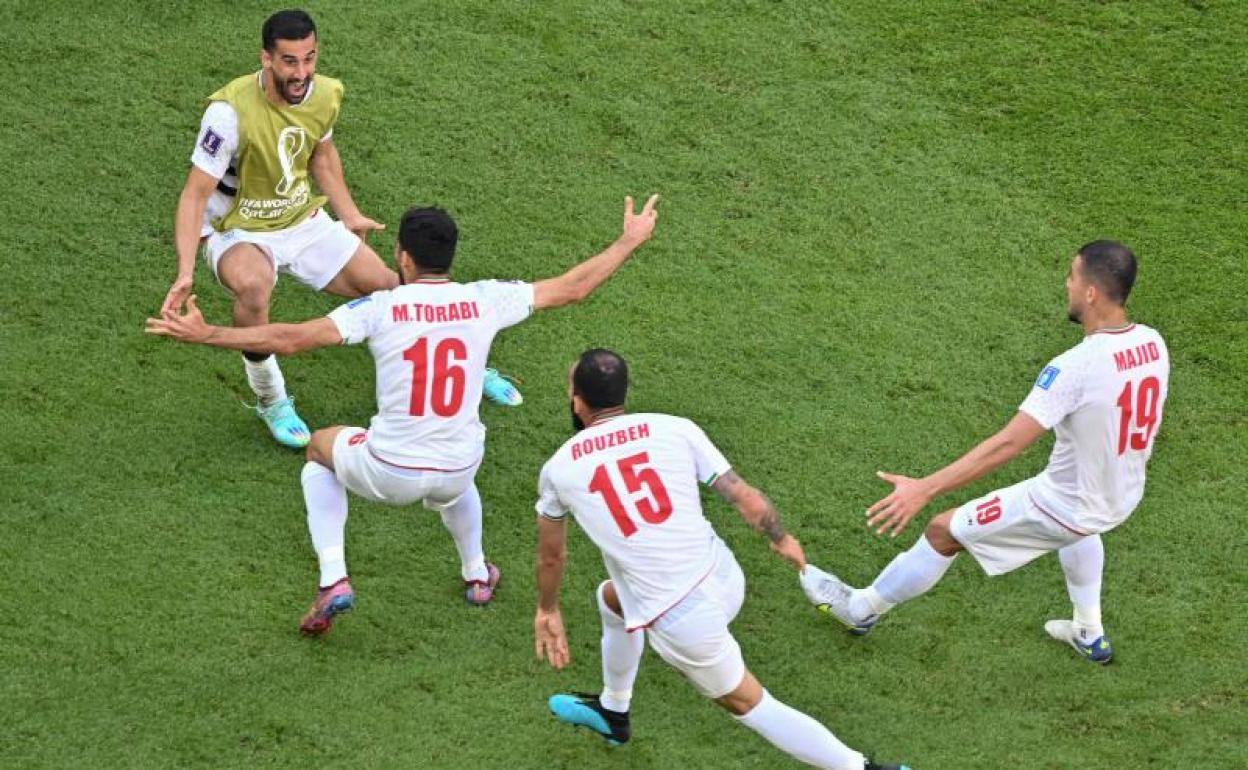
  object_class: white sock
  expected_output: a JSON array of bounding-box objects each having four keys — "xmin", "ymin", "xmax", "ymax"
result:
[
  {"xmin": 302, "ymin": 462, "xmax": 348, "ymax": 587},
  {"xmin": 440, "ymin": 484, "xmax": 488, "ymax": 583},
  {"xmin": 596, "ymin": 582, "xmax": 643, "ymax": 713},
  {"xmin": 243, "ymin": 354, "xmax": 288, "ymax": 407},
  {"xmin": 1058, "ymin": 535, "xmax": 1105, "ymax": 640},
  {"xmin": 735, "ymin": 689, "xmax": 865, "ymax": 770},
  {"xmin": 866, "ymin": 535, "xmax": 956, "ymax": 615}
]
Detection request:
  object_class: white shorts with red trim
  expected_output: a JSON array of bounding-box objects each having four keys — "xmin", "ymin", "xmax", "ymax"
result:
[
  {"xmin": 332, "ymin": 428, "xmax": 479, "ymax": 509},
  {"xmin": 950, "ymin": 478, "xmax": 1087, "ymax": 576},
  {"xmin": 645, "ymin": 541, "xmax": 747, "ymax": 699},
  {"xmin": 204, "ymin": 208, "xmax": 360, "ymax": 291}
]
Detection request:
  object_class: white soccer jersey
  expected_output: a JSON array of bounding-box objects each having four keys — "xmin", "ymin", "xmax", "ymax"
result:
[
  {"xmin": 327, "ymin": 277, "xmax": 534, "ymax": 469},
  {"xmin": 536, "ymin": 413, "xmax": 734, "ymax": 631},
  {"xmin": 1019, "ymin": 323, "xmax": 1170, "ymax": 534}
]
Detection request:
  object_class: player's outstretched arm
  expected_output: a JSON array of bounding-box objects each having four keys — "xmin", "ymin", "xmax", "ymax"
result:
[
  {"xmin": 867, "ymin": 411, "xmax": 1048, "ymax": 537},
  {"xmin": 531, "ymin": 194, "xmax": 659, "ymax": 311},
  {"xmin": 145, "ymin": 295, "xmax": 342, "ymax": 356},
  {"xmin": 309, "ymin": 138, "xmax": 383, "ymax": 239},
  {"xmin": 712, "ymin": 471, "xmax": 807, "ymax": 571},
  {"xmin": 534, "ymin": 516, "xmax": 570, "ymax": 669},
  {"xmin": 163, "ymin": 167, "xmax": 220, "ymax": 315}
]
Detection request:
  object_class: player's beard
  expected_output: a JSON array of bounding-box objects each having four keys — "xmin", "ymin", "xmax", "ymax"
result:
[
  {"xmin": 570, "ymin": 401, "xmax": 585, "ymax": 432},
  {"xmin": 1067, "ymin": 303, "xmax": 1082, "ymax": 324},
  {"xmin": 274, "ymin": 72, "xmax": 310, "ymax": 105}
]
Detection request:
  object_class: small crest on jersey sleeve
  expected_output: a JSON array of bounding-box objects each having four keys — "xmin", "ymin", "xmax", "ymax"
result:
[
  {"xmin": 347, "ymin": 296, "xmax": 372, "ymax": 308},
  {"xmin": 1036, "ymin": 365, "xmax": 1060, "ymax": 390},
  {"xmin": 200, "ymin": 128, "xmax": 223, "ymax": 157}
]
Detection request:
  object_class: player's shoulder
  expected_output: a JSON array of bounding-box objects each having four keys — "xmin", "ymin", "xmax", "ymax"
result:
[
  {"xmin": 208, "ymin": 73, "xmax": 259, "ymax": 102},
  {"xmin": 312, "ymin": 73, "xmax": 344, "ymax": 99}
]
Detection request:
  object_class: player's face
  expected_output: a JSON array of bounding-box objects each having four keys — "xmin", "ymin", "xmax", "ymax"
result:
[
  {"xmin": 1066, "ymin": 254, "xmax": 1089, "ymax": 323},
  {"xmin": 394, "ymin": 244, "xmax": 413, "ymax": 284},
  {"xmin": 262, "ymin": 35, "xmax": 318, "ymax": 105},
  {"xmin": 567, "ymin": 366, "xmax": 586, "ymax": 432}
]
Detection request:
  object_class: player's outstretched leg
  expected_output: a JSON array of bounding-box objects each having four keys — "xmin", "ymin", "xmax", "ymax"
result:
[
  {"xmin": 299, "ymin": 460, "xmax": 354, "ymax": 637},
  {"xmin": 438, "ymin": 484, "xmax": 499, "ymax": 605},
  {"xmin": 547, "ymin": 692, "xmax": 631, "ymax": 746},
  {"xmin": 482, "ymin": 367, "xmax": 523, "ymax": 407},
  {"xmin": 724, "ymin": 672, "xmax": 909, "ymax": 770},
  {"xmin": 1045, "ymin": 534, "xmax": 1112, "ymax": 664}
]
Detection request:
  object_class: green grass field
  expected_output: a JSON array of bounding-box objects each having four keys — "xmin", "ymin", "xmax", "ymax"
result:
[{"xmin": 2, "ymin": 1, "xmax": 1245, "ymax": 767}]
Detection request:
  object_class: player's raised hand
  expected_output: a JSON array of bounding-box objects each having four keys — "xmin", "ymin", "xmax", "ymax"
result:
[
  {"xmin": 621, "ymin": 194, "xmax": 660, "ymax": 246},
  {"xmin": 534, "ymin": 607, "xmax": 570, "ymax": 670},
  {"xmin": 341, "ymin": 211, "xmax": 386, "ymax": 241},
  {"xmin": 866, "ymin": 471, "xmax": 934, "ymax": 537},
  {"xmin": 160, "ymin": 275, "xmax": 194, "ymax": 316},
  {"xmin": 145, "ymin": 294, "xmax": 212, "ymax": 344},
  {"xmin": 770, "ymin": 533, "xmax": 808, "ymax": 571}
]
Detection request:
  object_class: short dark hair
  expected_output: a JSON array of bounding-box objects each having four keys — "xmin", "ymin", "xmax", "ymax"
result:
[
  {"xmin": 573, "ymin": 349, "xmax": 629, "ymax": 409},
  {"xmin": 398, "ymin": 206, "xmax": 458, "ymax": 272},
  {"xmin": 1077, "ymin": 240, "xmax": 1137, "ymax": 305},
  {"xmin": 262, "ymin": 9, "xmax": 317, "ymax": 51}
]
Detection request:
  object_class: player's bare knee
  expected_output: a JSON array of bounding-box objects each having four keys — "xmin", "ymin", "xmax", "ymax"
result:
[
  {"xmin": 925, "ymin": 513, "xmax": 962, "ymax": 556},
  {"xmin": 597, "ymin": 580, "xmax": 623, "ymax": 617},
  {"xmin": 305, "ymin": 426, "xmax": 343, "ymax": 468},
  {"xmin": 715, "ymin": 671, "xmax": 763, "ymax": 716}
]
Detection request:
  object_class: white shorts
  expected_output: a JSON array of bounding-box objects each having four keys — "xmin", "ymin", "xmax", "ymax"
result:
[
  {"xmin": 950, "ymin": 478, "xmax": 1086, "ymax": 576},
  {"xmin": 204, "ymin": 208, "xmax": 360, "ymax": 291},
  {"xmin": 331, "ymin": 428, "xmax": 478, "ymax": 509},
  {"xmin": 646, "ymin": 541, "xmax": 747, "ymax": 699}
]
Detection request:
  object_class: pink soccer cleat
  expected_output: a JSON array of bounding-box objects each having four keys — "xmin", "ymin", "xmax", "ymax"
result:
[
  {"xmin": 299, "ymin": 578, "xmax": 355, "ymax": 637},
  {"xmin": 465, "ymin": 562, "xmax": 501, "ymax": 606}
]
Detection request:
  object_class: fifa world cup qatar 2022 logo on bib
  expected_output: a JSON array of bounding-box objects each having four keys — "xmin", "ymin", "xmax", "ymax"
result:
[{"xmin": 236, "ymin": 126, "xmax": 311, "ymax": 221}]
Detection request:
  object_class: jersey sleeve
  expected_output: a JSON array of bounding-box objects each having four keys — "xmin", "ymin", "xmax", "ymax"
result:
[
  {"xmin": 190, "ymin": 101, "xmax": 239, "ymax": 179},
  {"xmin": 1019, "ymin": 352, "xmax": 1083, "ymax": 429},
  {"xmin": 535, "ymin": 460, "xmax": 570, "ymax": 520},
  {"xmin": 478, "ymin": 281, "xmax": 535, "ymax": 331},
  {"xmin": 682, "ymin": 420, "xmax": 733, "ymax": 485},
  {"xmin": 327, "ymin": 293, "xmax": 387, "ymax": 345}
]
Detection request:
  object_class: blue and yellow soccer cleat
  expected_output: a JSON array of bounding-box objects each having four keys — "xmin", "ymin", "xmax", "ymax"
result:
[
  {"xmin": 254, "ymin": 397, "xmax": 311, "ymax": 448},
  {"xmin": 548, "ymin": 692, "xmax": 630, "ymax": 746},
  {"xmin": 800, "ymin": 565, "xmax": 878, "ymax": 636},
  {"xmin": 1044, "ymin": 619, "xmax": 1113, "ymax": 665},
  {"xmin": 299, "ymin": 578, "xmax": 355, "ymax": 638},
  {"xmin": 483, "ymin": 368, "xmax": 523, "ymax": 407}
]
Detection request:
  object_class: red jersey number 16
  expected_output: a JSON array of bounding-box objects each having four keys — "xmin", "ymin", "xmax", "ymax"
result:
[{"xmin": 588, "ymin": 452, "xmax": 674, "ymax": 537}]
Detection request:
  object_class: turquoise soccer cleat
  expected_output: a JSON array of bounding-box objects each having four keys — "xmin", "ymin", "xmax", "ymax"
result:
[
  {"xmin": 1045, "ymin": 619, "xmax": 1113, "ymax": 664},
  {"xmin": 548, "ymin": 692, "xmax": 630, "ymax": 746},
  {"xmin": 254, "ymin": 397, "xmax": 311, "ymax": 448},
  {"xmin": 482, "ymin": 368, "xmax": 523, "ymax": 407}
]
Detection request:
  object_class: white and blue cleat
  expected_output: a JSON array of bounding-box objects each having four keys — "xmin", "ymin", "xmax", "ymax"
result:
[
  {"xmin": 800, "ymin": 565, "xmax": 878, "ymax": 636},
  {"xmin": 1045, "ymin": 620, "xmax": 1113, "ymax": 665},
  {"xmin": 483, "ymin": 368, "xmax": 523, "ymax": 407},
  {"xmin": 548, "ymin": 692, "xmax": 630, "ymax": 746},
  {"xmin": 253, "ymin": 397, "xmax": 311, "ymax": 448}
]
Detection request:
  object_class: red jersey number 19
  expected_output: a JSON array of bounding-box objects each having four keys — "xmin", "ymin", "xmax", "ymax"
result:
[
  {"xmin": 1116, "ymin": 375, "xmax": 1161, "ymax": 455},
  {"xmin": 588, "ymin": 452, "xmax": 674, "ymax": 538},
  {"xmin": 403, "ymin": 337, "xmax": 468, "ymax": 417}
]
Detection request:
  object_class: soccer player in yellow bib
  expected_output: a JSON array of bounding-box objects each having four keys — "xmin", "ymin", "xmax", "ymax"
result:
[{"xmin": 161, "ymin": 10, "xmax": 520, "ymax": 449}]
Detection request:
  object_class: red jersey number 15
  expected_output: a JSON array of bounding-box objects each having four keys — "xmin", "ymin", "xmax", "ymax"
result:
[{"xmin": 588, "ymin": 452, "xmax": 674, "ymax": 537}]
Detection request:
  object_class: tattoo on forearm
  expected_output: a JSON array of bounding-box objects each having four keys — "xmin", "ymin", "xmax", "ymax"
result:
[{"xmin": 757, "ymin": 496, "xmax": 786, "ymax": 544}]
